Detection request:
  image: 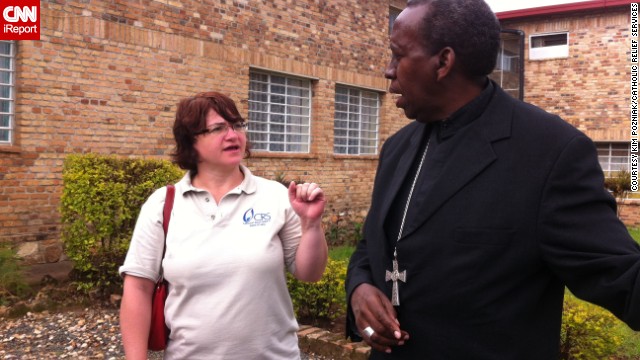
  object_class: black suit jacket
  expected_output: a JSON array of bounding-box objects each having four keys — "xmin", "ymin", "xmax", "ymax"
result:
[{"xmin": 346, "ymin": 84, "xmax": 640, "ymax": 359}]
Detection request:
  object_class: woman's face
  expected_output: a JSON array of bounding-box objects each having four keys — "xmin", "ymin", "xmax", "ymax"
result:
[{"xmin": 193, "ymin": 108, "xmax": 247, "ymax": 171}]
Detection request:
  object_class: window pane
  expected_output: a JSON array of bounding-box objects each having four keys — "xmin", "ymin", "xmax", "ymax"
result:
[
  {"xmin": 0, "ymin": 85, "xmax": 11, "ymax": 99},
  {"xmin": 250, "ymin": 81, "xmax": 268, "ymax": 92},
  {"xmin": 0, "ymin": 99, "xmax": 11, "ymax": 112},
  {"xmin": 271, "ymin": 85, "xmax": 285, "ymax": 94},
  {"xmin": 596, "ymin": 142, "xmax": 637, "ymax": 180},
  {"xmin": 531, "ymin": 33, "xmax": 567, "ymax": 48},
  {"xmin": 249, "ymin": 101, "xmax": 268, "ymax": 112},
  {"xmin": 271, "ymin": 104, "xmax": 285, "ymax": 114},
  {"xmin": 249, "ymin": 122, "xmax": 268, "ymax": 132},
  {"xmin": 272, "ymin": 95, "xmax": 285, "ymax": 104},
  {"xmin": 0, "ymin": 114, "xmax": 9, "ymax": 127},
  {"xmin": 271, "ymin": 76, "xmax": 286, "ymax": 84},
  {"xmin": 333, "ymin": 85, "xmax": 379, "ymax": 155},
  {"xmin": 269, "ymin": 143, "xmax": 284, "ymax": 152},
  {"xmin": 0, "ymin": 57, "xmax": 11, "ymax": 70},
  {"xmin": 249, "ymin": 91, "xmax": 268, "ymax": 102},
  {"xmin": 248, "ymin": 71, "xmax": 311, "ymax": 153},
  {"xmin": 0, "ymin": 41, "xmax": 12, "ymax": 144},
  {"xmin": 0, "ymin": 71, "xmax": 10, "ymax": 85},
  {"xmin": 0, "ymin": 42, "xmax": 11, "ymax": 55}
]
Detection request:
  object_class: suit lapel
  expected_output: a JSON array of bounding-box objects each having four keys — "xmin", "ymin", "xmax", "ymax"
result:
[
  {"xmin": 400, "ymin": 87, "xmax": 514, "ymax": 239},
  {"xmin": 378, "ymin": 123, "xmax": 428, "ymax": 228}
]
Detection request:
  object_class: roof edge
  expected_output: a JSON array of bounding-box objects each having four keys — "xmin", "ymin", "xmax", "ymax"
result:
[{"xmin": 496, "ymin": 0, "xmax": 633, "ymax": 20}]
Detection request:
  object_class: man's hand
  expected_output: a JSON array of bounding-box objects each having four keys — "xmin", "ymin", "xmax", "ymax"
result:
[{"xmin": 351, "ymin": 283, "xmax": 410, "ymax": 353}]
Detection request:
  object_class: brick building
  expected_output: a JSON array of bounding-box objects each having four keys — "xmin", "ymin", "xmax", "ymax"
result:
[
  {"xmin": 0, "ymin": 0, "xmax": 636, "ymax": 271},
  {"xmin": 494, "ymin": 0, "xmax": 639, "ymax": 224},
  {"xmin": 1, "ymin": 0, "xmax": 409, "ymax": 268}
]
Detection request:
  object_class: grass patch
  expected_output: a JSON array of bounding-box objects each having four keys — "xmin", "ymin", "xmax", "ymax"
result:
[
  {"xmin": 328, "ymin": 245, "xmax": 355, "ymax": 262},
  {"xmin": 628, "ymin": 228, "xmax": 640, "ymax": 244}
]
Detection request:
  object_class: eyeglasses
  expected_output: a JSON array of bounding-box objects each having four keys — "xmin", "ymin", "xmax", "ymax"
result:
[{"xmin": 197, "ymin": 122, "xmax": 248, "ymax": 136}]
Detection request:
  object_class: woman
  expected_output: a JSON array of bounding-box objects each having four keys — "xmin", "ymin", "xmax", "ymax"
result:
[{"xmin": 119, "ymin": 91, "xmax": 328, "ymax": 359}]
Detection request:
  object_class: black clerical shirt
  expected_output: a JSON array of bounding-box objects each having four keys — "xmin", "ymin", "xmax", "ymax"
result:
[{"xmin": 383, "ymin": 81, "xmax": 496, "ymax": 250}]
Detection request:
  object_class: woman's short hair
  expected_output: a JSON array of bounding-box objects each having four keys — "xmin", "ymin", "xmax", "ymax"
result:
[{"xmin": 171, "ymin": 91, "xmax": 250, "ymax": 173}]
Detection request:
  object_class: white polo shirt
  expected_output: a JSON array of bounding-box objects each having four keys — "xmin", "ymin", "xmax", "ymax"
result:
[{"xmin": 120, "ymin": 165, "xmax": 302, "ymax": 359}]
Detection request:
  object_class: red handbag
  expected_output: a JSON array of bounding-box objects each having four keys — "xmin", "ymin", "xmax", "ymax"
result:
[{"xmin": 148, "ymin": 185, "xmax": 175, "ymax": 351}]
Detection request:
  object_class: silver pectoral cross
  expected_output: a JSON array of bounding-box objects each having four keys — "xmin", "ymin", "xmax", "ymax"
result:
[{"xmin": 385, "ymin": 258, "xmax": 407, "ymax": 306}]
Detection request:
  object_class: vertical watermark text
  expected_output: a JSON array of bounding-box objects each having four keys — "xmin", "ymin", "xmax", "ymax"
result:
[{"xmin": 631, "ymin": 4, "xmax": 639, "ymax": 191}]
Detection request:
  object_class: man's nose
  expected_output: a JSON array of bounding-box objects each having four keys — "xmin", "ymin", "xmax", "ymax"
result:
[{"xmin": 384, "ymin": 63, "xmax": 395, "ymax": 80}]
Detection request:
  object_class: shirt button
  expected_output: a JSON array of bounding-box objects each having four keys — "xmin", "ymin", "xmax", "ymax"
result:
[
  {"xmin": 211, "ymin": 215, "xmax": 215, "ymax": 220},
  {"xmin": 205, "ymin": 198, "xmax": 210, "ymax": 202}
]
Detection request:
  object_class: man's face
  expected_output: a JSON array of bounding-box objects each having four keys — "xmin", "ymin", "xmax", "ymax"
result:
[{"xmin": 385, "ymin": 4, "xmax": 443, "ymax": 122}]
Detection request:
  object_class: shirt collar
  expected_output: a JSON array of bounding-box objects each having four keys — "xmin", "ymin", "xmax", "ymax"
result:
[
  {"xmin": 238, "ymin": 165, "xmax": 257, "ymax": 195},
  {"xmin": 178, "ymin": 164, "xmax": 257, "ymax": 196},
  {"xmin": 434, "ymin": 79, "xmax": 494, "ymax": 141}
]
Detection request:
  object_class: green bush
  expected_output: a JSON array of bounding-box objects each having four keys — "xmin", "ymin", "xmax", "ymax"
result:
[
  {"xmin": 60, "ymin": 154, "xmax": 184, "ymax": 296},
  {"xmin": 560, "ymin": 291, "xmax": 622, "ymax": 360},
  {"xmin": 324, "ymin": 210, "xmax": 363, "ymax": 248},
  {"xmin": 287, "ymin": 259, "xmax": 347, "ymax": 324},
  {"xmin": 0, "ymin": 243, "xmax": 30, "ymax": 304},
  {"xmin": 604, "ymin": 170, "xmax": 631, "ymax": 202}
]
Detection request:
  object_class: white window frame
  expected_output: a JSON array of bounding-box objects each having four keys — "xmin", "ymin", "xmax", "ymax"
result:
[
  {"xmin": 0, "ymin": 41, "xmax": 15, "ymax": 145},
  {"xmin": 389, "ymin": 6, "xmax": 402, "ymax": 34},
  {"xmin": 333, "ymin": 85, "xmax": 380, "ymax": 155},
  {"xmin": 248, "ymin": 71, "xmax": 312, "ymax": 153},
  {"xmin": 529, "ymin": 32, "xmax": 569, "ymax": 60},
  {"xmin": 496, "ymin": 50, "xmax": 518, "ymax": 72},
  {"xmin": 596, "ymin": 142, "xmax": 634, "ymax": 177}
]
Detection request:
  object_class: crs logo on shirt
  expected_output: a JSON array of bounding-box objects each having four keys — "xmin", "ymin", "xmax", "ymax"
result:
[{"xmin": 242, "ymin": 208, "xmax": 271, "ymax": 227}]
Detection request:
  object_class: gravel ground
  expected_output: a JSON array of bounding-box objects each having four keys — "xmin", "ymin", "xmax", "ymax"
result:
[{"xmin": 0, "ymin": 308, "xmax": 331, "ymax": 359}]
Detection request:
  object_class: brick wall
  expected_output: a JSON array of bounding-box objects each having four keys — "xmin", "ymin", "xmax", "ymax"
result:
[
  {"xmin": 0, "ymin": 0, "xmax": 409, "ymax": 265},
  {"xmin": 619, "ymin": 202, "xmax": 640, "ymax": 228},
  {"xmin": 501, "ymin": 7, "xmax": 630, "ymax": 141}
]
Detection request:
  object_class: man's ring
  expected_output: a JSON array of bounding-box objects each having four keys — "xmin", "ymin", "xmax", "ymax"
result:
[{"xmin": 363, "ymin": 326, "xmax": 375, "ymax": 337}]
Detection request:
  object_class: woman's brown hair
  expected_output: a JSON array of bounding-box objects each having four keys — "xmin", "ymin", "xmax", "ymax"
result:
[{"xmin": 171, "ymin": 91, "xmax": 250, "ymax": 173}]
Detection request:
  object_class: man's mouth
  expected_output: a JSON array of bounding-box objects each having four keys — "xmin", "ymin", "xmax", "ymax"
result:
[{"xmin": 391, "ymin": 93, "xmax": 403, "ymax": 108}]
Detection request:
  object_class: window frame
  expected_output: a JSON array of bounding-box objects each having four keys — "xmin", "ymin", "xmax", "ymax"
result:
[
  {"xmin": 529, "ymin": 32, "xmax": 569, "ymax": 60},
  {"xmin": 0, "ymin": 40, "xmax": 15, "ymax": 146},
  {"xmin": 389, "ymin": 6, "xmax": 402, "ymax": 35},
  {"xmin": 490, "ymin": 30, "xmax": 524, "ymax": 101},
  {"xmin": 596, "ymin": 142, "xmax": 635, "ymax": 177},
  {"xmin": 333, "ymin": 84, "xmax": 380, "ymax": 156},
  {"xmin": 247, "ymin": 70, "xmax": 313, "ymax": 154}
]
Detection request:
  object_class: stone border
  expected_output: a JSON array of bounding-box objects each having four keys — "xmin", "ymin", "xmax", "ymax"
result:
[{"xmin": 297, "ymin": 325, "xmax": 371, "ymax": 359}]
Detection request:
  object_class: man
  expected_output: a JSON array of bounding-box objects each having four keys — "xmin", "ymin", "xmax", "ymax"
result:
[{"xmin": 345, "ymin": 0, "xmax": 640, "ymax": 359}]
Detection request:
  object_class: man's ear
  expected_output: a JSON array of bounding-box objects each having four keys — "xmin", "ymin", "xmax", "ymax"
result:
[{"xmin": 435, "ymin": 47, "xmax": 455, "ymax": 81}]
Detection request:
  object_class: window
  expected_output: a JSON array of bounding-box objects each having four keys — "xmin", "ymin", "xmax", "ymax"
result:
[
  {"xmin": 596, "ymin": 142, "xmax": 635, "ymax": 177},
  {"xmin": 496, "ymin": 51, "xmax": 518, "ymax": 72},
  {"xmin": 529, "ymin": 32, "xmax": 569, "ymax": 60},
  {"xmin": 490, "ymin": 30, "xmax": 524, "ymax": 100},
  {"xmin": 0, "ymin": 41, "xmax": 14, "ymax": 145},
  {"xmin": 334, "ymin": 85, "xmax": 379, "ymax": 155},
  {"xmin": 248, "ymin": 71, "xmax": 311, "ymax": 153},
  {"xmin": 389, "ymin": 6, "xmax": 401, "ymax": 34}
]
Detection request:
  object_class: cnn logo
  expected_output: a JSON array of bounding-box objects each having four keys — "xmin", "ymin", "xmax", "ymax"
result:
[
  {"xmin": 3, "ymin": 6, "xmax": 37, "ymax": 23},
  {"xmin": 0, "ymin": 1, "xmax": 40, "ymax": 40}
]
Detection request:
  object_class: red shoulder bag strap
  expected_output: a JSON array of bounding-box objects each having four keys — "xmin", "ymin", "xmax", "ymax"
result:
[
  {"xmin": 163, "ymin": 185, "xmax": 175, "ymax": 237},
  {"xmin": 160, "ymin": 185, "xmax": 175, "ymax": 274}
]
